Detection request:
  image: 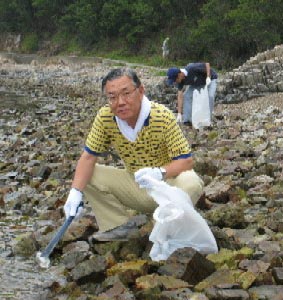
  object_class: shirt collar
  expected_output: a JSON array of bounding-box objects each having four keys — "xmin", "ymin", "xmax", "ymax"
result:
[{"xmin": 180, "ymin": 68, "xmax": 188, "ymax": 76}]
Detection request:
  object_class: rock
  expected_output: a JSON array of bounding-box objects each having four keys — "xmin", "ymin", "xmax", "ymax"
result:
[
  {"xmin": 211, "ymin": 227, "xmax": 240, "ymax": 250},
  {"xmin": 63, "ymin": 215, "xmax": 98, "ymax": 242},
  {"xmin": 248, "ymin": 285, "xmax": 283, "ymax": 300},
  {"xmin": 204, "ymin": 287, "xmax": 249, "ymax": 300},
  {"xmin": 70, "ymin": 254, "xmax": 107, "ymax": 283},
  {"xmin": 35, "ymin": 165, "xmax": 52, "ymax": 180},
  {"xmin": 204, "ymin": 181, "xmax": 232, "ymax": 203},
  {"xmin": 206, "ymin": 247, "xmax": 253, "ymax": 270},
  {"xmin": 158, "ymin": 247, "xmax": 215, "ymax": 285},
  {"xmin": 272, "ymin": 267, "xmax": 283, "ymax": 284},
  {"xmin": 95, "ymin": 281, "xmax": 135, "ymax": 300},
  {"xmin": 107, "ymin": 260, "xmax": 148, "ymax": 284},
  {"xmin": 205, "ymin": 203, "xmax": 247, "ymax": 229},
  {"xmin": 62, "ymin": 241, "xmax": 90, "ymax": 270},
  {"xmin": 135, "ymin": 274, "xmax": 189, "ymax": 290},
  {"xmin": 161, "ymin": 289, "xmax": 209, "ymax": 300},
  {"xmin": 12, "ymin": 233, "xmax": 37, "ymax": 257}
]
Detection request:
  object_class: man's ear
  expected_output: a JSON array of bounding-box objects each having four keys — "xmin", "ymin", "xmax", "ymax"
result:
[{"xmin": 138, "ymin": 84, "xmax": 145, "ymax": 95}]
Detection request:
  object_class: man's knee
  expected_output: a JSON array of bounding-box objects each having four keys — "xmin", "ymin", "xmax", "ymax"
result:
[{"xmin": 168, "ymin": 170, "xmax": 204, "ymax": 205}]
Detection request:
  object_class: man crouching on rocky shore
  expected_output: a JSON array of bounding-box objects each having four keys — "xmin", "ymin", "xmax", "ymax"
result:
[{"xmin": 63, "ymin": 68, "xmax": 204, "ymax": 241}]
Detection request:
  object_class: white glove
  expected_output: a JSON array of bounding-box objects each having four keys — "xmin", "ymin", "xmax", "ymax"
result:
[
  {"xmin": 176, "ymin": 113, "xmax": 183, "ymax": 123},
  {"xmin": 134, "ymin": 167, "xmax": 163, "ymax": 189},
  {"xmin": 206, "ymin": 77, "xmax": 211, "ymax": 86},
  {"xmin": 64, "ymin": 188, "xmax": 84, "ymax": 219}
]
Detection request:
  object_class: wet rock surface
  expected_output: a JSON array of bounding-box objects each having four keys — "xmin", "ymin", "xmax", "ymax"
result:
[{"xmin": 1, "ymin": 51, "xmax": 283, "ymax": 299}]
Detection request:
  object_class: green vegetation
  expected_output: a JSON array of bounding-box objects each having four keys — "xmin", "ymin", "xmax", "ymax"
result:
[
  {"xmin": 20, "ymin": 33, "xmax": 39, "ymax": 52},
  {"xmin": 236, "ymin": 187, "xmax": 248, "ymax": 200},
  {"xmin": 0, "ymin": 0, "xmax": 282, "ymax": 69},
  {"xmin": 207, "ymin": 131, "xmax": 218, "ymax": 140}
]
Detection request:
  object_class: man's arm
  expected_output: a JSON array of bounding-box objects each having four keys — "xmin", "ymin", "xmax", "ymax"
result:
[
  {"xmin": 64, "ymin": 150, "xmax": 98, "ymax": 219},
  {"xmin": 162, "ymin": 156, "xmax": 193, "ymax": 179},
  {"xmin": 72, "ymin": 150, "xmax": 98, "ymax": 191},
  {"xmin": 177, "ymin": 90, "xmax": 184, "ymax": 114},
  {"xmin": 205, "ymin": 63, "xmax": 211, "ymax": 77}
]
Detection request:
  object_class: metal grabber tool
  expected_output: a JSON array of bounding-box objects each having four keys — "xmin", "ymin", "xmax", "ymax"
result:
[{"xmin": 36, "ymin": 202, "xmax": 83, "ymax": 268}]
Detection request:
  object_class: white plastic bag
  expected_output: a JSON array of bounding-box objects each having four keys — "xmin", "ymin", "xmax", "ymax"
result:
[
  {"xmin": 145, "ymin": 177, "xmax": 218, "ymax": 261},
  {"xmin": 192, "ymin": 86, "xmax": 211, "ymax": 129}
]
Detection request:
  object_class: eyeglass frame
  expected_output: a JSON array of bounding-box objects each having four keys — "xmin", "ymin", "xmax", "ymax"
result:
[{"xmin": 104, "ymin": 87, "xmax": 138, "ymax": 105}]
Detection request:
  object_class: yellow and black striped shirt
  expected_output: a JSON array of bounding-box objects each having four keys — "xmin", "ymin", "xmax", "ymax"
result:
[{"xmin": 85, "ymin": 102, "xmax": 191, "ymax": 173}]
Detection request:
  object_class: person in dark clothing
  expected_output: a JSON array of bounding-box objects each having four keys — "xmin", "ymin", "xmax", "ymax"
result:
[{"xmin": 167, "ymin": 63, "xmax": 218, "ymax": 125}]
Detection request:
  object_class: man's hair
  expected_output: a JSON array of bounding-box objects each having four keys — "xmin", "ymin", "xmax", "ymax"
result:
[{"xmin": 102, "ymin": 68, "xmax": 141, "ymax": 91}]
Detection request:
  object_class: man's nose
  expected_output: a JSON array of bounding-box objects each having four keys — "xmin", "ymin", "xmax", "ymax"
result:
[{"xmin": 116, "ymin": 94, "xmax": 126, "ymax": 104}]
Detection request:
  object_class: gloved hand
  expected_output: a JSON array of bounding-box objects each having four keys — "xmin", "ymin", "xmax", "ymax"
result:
[
  {"xmin": 134, "ymin": 167, "xmax": 163, "ymax": 189},
  {"xmin": 206, "ymin": 77, "xmax": 211, "ymax": 86},
  {"xmin": 64, "ymin": 188, "xmax": 84, "ymax": 219},
  {"xmin": 176, "ymin": 113, "xmax": 183, "ymax": 123}
]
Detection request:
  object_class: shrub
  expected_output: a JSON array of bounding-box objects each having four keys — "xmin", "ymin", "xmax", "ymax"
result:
[{"xmin": 21, "ymin": 33, "xmax": 39, "ymax": 53}]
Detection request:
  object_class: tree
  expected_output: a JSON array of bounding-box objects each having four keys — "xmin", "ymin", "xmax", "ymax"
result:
[
  {"xmin": 0, "ymin": 0, "xmax": 35, "ymax": 32},
  {"xmin": 59, "ymin": 0, "xmax": 105, "ymax": 47},
  {"xmin": 32, "ymin": 0, "xmax": 75, "ymax": 33},
  {"xmin": 227, "ymin": 0, "xmax": 282, "ymax": 54}
]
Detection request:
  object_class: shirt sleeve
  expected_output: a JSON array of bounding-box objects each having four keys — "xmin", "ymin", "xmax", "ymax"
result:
[{"xmin": 85, "ymin": 108, "xmax": 111, "ymax": 155}]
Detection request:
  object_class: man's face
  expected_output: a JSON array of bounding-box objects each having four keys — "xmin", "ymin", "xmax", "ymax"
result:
[
  {"xmin": 104, "ymin": 75, "xmax": 144, "ymax": 127},
  {"xmin": 175, "ymin": 72, "xmax": 185, "ymax": 83}
]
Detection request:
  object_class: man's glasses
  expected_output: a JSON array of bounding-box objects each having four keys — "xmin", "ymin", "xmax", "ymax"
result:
[{"xmin": 105, "ymin": 87, "xmax": 137, "ymax": 105}]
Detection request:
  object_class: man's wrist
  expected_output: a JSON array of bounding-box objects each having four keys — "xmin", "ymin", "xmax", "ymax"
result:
[{"xmin": 72, "ymin": 187, "xmax": 83, "ymax": 194}]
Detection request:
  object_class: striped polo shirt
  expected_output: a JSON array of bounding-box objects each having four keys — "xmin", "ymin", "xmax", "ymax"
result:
[{"xmin": 85, "ymin": 102, "xmax": 192, "ymax": 173}]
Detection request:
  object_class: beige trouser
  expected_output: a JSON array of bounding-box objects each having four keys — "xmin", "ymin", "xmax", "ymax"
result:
[{"xmin": 83, "ymin": 164, "xmax": 204, "ymax": 232}]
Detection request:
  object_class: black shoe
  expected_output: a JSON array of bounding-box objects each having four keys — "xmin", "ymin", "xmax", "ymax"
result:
[
  {"xmin": 92, "ymin": 224, "xmax": 138, "ymax": 241},
  {"xmin": 183, "ymin": 121, "xmax": 192, "ymax": 126}
]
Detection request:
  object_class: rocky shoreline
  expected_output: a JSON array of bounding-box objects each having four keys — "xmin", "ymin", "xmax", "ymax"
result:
[{"xmin": 1, "ymin": 53, "xmax": 283, "ymax": 300}]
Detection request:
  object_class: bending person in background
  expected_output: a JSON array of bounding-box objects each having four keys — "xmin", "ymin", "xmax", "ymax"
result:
[
  {"xmin": 167, "ymin": 63, "xmax": 218, "ymax": 125},
  {"xmin": 63, "ymin": 68, "xmax": 204, "ymax": 241}
]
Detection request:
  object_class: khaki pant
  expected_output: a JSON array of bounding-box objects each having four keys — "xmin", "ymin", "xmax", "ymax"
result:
[{"xmin": 84, "ymin": 164, "xmax": 204, "ymax": 232}]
